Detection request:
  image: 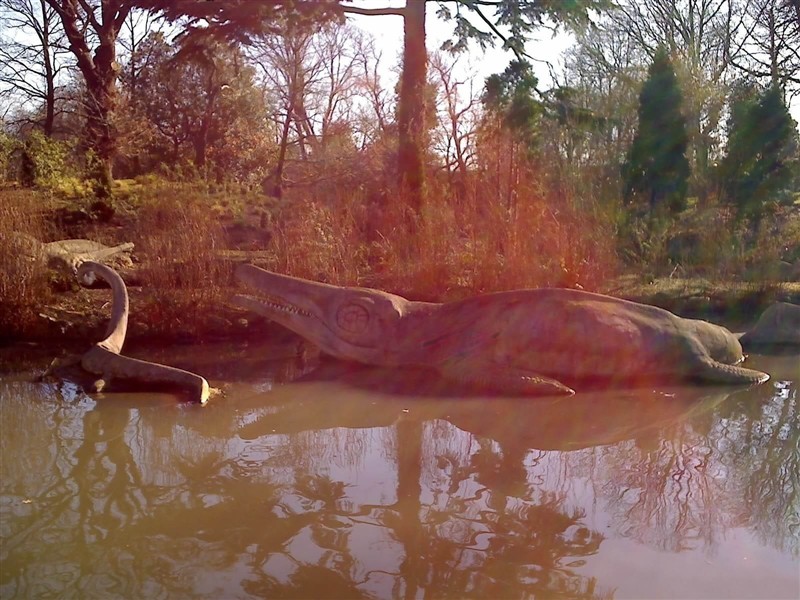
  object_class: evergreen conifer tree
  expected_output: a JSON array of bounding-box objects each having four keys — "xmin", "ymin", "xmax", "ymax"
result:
[
  {"xmin": 720, "ymin": 85, "xmax": 798, "ymax": 227},
  {"xmin": 483, "ymin": 59, "xmax": 543, "ymax": 153},
  {"xmin": 623, "ymin": 48, "xmax": 690, "ymax": 216}
]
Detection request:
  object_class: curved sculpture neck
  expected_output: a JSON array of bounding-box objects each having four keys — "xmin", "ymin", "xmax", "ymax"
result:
[{"xmin": 78, "ymin": 261, "xmax": 128, "ymax": 355}]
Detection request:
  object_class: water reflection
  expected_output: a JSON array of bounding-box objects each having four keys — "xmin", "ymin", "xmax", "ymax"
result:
[{"xmin": 1, "ymin": 349, "xmax": 798, "ymax": 598}]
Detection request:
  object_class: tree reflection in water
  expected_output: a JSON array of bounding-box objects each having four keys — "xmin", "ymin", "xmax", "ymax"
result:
[
  {"xmin": 715, "ymin": 381, "xmax": 799, "ymax": 554},
  {"xmin": 1, "ymin": 355, "xmax": 798, "ymax": 598},
  {"xmin": 592, "ymin": 382, "xmax": 798, "ymax": 556}
]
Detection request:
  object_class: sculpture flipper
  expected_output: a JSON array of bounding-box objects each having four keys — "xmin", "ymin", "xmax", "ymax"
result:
[{"xmin": 438, "ymin": 360, "xmax": 576, "ymax": 396}]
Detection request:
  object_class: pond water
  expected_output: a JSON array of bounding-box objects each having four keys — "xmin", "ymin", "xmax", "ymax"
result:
[{"xmin": 1, "ymin": 342, "xmax": 798, "ymax": 599}]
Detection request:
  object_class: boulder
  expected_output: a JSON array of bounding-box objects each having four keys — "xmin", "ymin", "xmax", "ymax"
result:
[{"xmin": 740, "ymin": 302, "xmax": 800, "ymax": 347}]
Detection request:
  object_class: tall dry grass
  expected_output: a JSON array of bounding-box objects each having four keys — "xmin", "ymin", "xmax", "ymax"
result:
[
  {"xmin": 133, "ymin": 184, "xmax": 229, "ymax": 336},
  {"xmin": 269, "ymin": 165, "xmax": 619, "ymax": 302},
  {"xmin": 266, "ymin": 200, "xmax": 368, "ymax": 285},
  {"xmin": 0, "ymin": 190, "xmax": 52, "ymax": 338}
]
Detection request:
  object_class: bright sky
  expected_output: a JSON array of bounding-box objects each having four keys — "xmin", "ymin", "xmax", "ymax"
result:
[
  {"xmin": 346, "ymin": 1, "xmax": 572, "ymax": 91},
  {"xmin": 346, "ymin": 1, "xmax": 800, "ymax": 121}
]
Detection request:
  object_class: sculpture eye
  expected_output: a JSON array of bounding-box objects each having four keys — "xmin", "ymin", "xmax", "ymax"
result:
[{"xmin": 337, "ymin": 303, "xmax": 370, "ymax": 334}]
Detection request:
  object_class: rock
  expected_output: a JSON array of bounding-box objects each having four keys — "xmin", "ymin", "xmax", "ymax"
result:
[
  {"xmin": 744, "ymin": 260, "xmax": 795, "ymax": 282},
  {"xmin": 740, "ymin": 302, "xmax": 800, "ymax": 347},
  {"xmin": 44, "ymin": 239, "xmax": 134, "ymax": 272}
]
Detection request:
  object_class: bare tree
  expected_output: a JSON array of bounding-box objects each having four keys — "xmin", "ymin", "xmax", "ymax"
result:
[
  {"xmin": 351, "ymin": 33, "xmax": 391, "ymax": 150},
  {"xmin": 249, "ymin": 22, "xmax": 318, "ymax": 196},
  {"xmin": 309, "ymin": 24, "xmax": 362, "ymax": 150},
  {"xmin": 0, "ymin": 0, "xmax": 71, "ymax": 135},
  {"xmin": 429, "ymin": 51, "xmax": 480, "ymax": 198},
  {"xmin": 249, "ymin": 20, "xmax": 367, "ymax": 196},
  {"xmin": 728, "ymin": 0, "xmax": 800, "ymax": 99},
  {"xmin": 117, "ymin": 7, "xmax": 163, "ymax": 103}
]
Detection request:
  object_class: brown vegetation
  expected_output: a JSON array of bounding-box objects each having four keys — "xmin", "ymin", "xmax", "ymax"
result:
[
  {"xmin": 132, "ymin": 183, "xmax": 231, "ymax": 337},
  {"xmin": 0, "ymin": 167, "xmax": 797, "ymax": 345},
  {"xmin": 0, "ymin": 190, "xmax": 52, "ymax": 338}
]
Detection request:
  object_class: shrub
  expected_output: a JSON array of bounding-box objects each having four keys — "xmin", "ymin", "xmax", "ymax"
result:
[
  {"xmin": 0, "ymin": 132, "xmax": 18, "ymax": 183},
  {"xmin": 53, "ymin": 176, "xmax": 94, "ymax": 200},
  {"xmin": 20, "ymin": 131, "xmax": 74, "ymax": 190},
  {"xmin": 719, "ymin": 84, "xmax": 798, "ymax": 228}
]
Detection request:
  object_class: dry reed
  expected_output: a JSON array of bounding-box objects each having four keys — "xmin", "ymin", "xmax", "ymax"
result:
[
  {"xmin": 270, "ymin": 170, "xmax": 618, "ymax": 302},
  {"xmin": 133, "ymin": 185, "xmax": 229, "ymax": 336},
  {"xmin": 0, "ymin": 190, "xmax": 52, "ymax": 338}
]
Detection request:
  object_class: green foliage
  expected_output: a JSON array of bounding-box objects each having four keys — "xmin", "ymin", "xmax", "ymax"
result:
[
  {"xmin": 622, "ymin": 48, "xmax": 690, "ymax": 215},
  {"xmin": 544, "ymin": 86, "xmax": 605, "ymax": 130},
  {"xmin": 483, "ymin": 59, "xmax": 543, "ymax": 151},
  {"xmin": 0, "ymin": 132, "xmax": 18, "ymax": 182},
  {"xmin": 20, "ymin": 130, "xmax": 74, "ymax": 190},
  {"xmin": 437, "ymin": 0, "xmax": 610, "ymax": 54},
  {"xmin": 52, "ymin": 177, "xmax": 94, "ymax": 200},
  {"xmin": 719, "ymin": 84, "xmax": 799, "ymax": 226}
]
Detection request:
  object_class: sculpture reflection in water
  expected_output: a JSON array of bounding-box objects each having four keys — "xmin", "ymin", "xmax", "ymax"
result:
[{"xmin": 1, "ymin": 359, "xmax": 797, "ymax": 598}]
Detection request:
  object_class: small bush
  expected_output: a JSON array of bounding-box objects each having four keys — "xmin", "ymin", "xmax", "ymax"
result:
[
  {"xmin": 53, "ymin": 176, "xmax": 94, "ymax": 200},
  {"xmin": 20, "ymin": 131, "xmax": 74, "ymax": 190},
  {"xmin": 0, "ymin": 132, "xmax": 18, "ymax": 183},
  {"xmin": 134, "ymin": 173, "xmax": 164, "ymax": 187}
]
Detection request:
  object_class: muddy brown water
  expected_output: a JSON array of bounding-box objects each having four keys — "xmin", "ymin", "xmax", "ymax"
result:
[{"xmin": 1, "ymin": 342, "xmax": 798, "ymax": 599}]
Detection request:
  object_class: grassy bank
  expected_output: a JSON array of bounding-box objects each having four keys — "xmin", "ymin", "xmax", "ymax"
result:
[{"xmin": 1, "ymin": 177, "xmax": 798, "ymax": 347}]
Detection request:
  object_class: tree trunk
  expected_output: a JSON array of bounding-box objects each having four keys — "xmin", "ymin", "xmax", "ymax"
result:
[
  {"xmin": 85, "ymin": 37, "xmax": 118, "ymax": 198},
  {"xmin": 397, "ymin": 0, "xmax": 427, "ymax": 213},
  {"xmin": 47, "ymin": 0, "xmax": 132, "ymax": 198},
  {"xmin": 269, "ymin": 97, "xmax": 296, "ymax": 198},
  {"xmin": 394, "ymin": 418, "xmax": 423, "ymax": 600},
  {"xmin": 41, "ymin": 1, "xmax": 56, "ymax": 136},
  {"xmin": 195, "ymin": 71, "xmax": 220, "ymax": 169}
]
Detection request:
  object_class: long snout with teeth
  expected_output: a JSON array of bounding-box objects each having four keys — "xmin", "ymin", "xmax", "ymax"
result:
[
  {"xmin": 233, "ymin": 264, "xmax": 350, "ymax": 348},
  {"xmin": 234, "ymin": 264, "xmax": 336, "ymax": 322},
  {"xmin": 233, "ymin": 264, "xmax": 411, "ymax": 365}
]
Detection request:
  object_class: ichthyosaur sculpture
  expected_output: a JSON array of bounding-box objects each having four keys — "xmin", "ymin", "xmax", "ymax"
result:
[
  {"xmin": 76, "ymin": 261, "xmax": 211, "ymax": 403},
  {"xmin": 233, "ymin": 264, "xmax": 770, "ymax": 396}
]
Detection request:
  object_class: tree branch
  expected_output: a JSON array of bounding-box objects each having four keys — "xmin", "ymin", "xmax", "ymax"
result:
[{"xmin": 340, "ymin": 5, "xmax": 404, "ymax": 18}]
